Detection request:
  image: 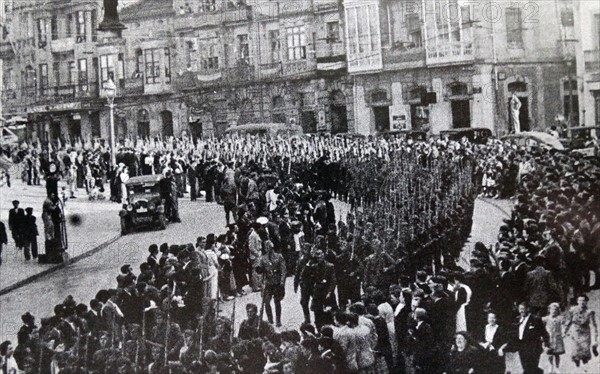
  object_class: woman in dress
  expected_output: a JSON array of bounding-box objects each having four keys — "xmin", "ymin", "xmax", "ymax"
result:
[
  {"xmin": 445, "ymin": 331, "xmax": 479, "ymax": 374},
  {"xmin": 564, "ymin": 294, "xmax": 599, "ymax": 367},
  {"xmin": 542, "ymin": 302, "xmax": 565, "ymax": 371},
  {"xmin": 204, "ymin": 234, "xmax": 220, "ymax": 301}
]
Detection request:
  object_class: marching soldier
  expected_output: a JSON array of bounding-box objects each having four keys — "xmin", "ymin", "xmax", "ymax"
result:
[
  {"xmin": 256, "ymin": 240, "xmax": 286, "ymax": 327},
  {"xmin": 335, "ymin": 239, "xmax": 363, "ymax": 307},
  {"xmin": 363, "ymin": 239, "xmax": 396, "ymax": 293},
  {"xmin": 301, "ymin": 249, "xmax": 336, "ymax": 329},
  {"xmin": 294, "ymin": 243, "xmax": 314, "ymax": 324}
]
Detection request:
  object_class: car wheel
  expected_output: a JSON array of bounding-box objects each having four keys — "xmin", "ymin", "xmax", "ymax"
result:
[{"xmin": 121, "ymin": 217, "xmax": 129, "ymax": 235}]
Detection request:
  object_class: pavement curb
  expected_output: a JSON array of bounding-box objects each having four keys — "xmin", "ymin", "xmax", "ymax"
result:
[{"xmin": 0, "ymin": 234, "xmax": 121, "ymax": 297}]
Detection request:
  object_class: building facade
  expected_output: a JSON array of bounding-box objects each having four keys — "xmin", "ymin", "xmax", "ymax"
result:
[
  {"xmin": 1, "ymin": 0, "xmax": 104, "ymax": 141},
  {"xmin": 0, "ymin": 0, "xmax": 588, "ymax": 140},
  {"xmin": 575, "ymin": 0, "xmax": 600, "ymax": 128},
  {"xmin": 344, "ymin": 0, "xmax": 577, "ymax": 136}
]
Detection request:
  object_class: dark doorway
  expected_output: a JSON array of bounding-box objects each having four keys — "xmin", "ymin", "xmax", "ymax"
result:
[
  {"xmin": 137, "ymin": 109, "xmax": 150, "ymax": 139},
  {"xmin": 160, "ymin": 110, "xmax": 174, "ymax": 137},
  {"xmin": 117, "ymin": 118, "xmax": 128, "ymax": 140},
  {"xmin": 563, "ymin": 95, "xmax": 579, "ymax": 125},
  {"xmin": 215, "ymin": 121, "xmax": 228, "ymax": 137},
  {"xmin": 49, "ymin": 121, "xmax": 61, "ymax": 141},
  {"xmin": 91, "ymin": 111, "xmax": 101, "ymax": 137},
  {"xmin": 190, "ymin": 121, "xmax": 203, "ymax": 140},
  {"xmin": 330, "ymin": 90, "xmax": 348, "ymax": 134},
  {"xmin": 451, "ymin": 100, "xmax": 471, "ymax": 128},
  {"xmin": 68, "ymin": 119, "xmax": 81, "ymax": 140},
  {"xmin": 272, "ymin": 96, "xmax": 286, "ymax": 123},
  {"xmin": 373, "ymin": 106, "xmax": 390, "ymax": 133},
  {"xmin": 301, "ymin": 111, "xmax": 317, "ymax": 133},
  {"xmin": 331, "ymin": 105, "xmax": 348, "ymax": 134},
  {"xmin": 507, "ymin": 97, "xmax": 530, "ymax": 132}
]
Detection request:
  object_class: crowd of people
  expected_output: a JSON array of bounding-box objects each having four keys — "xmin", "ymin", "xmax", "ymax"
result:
[{"xmin": 1, "ymin": 132, "xmax": 599, "ymax": 373}]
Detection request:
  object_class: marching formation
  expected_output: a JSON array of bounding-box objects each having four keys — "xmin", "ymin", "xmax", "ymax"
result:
[{"xmin": 1, "ymin": 132, "xmax": 599, "ymax": 373}]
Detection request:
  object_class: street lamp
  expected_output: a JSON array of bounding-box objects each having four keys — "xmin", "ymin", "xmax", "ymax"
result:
[{"xmin": 102, "ymin": 78, "xmax": 117, "ymax": 167}]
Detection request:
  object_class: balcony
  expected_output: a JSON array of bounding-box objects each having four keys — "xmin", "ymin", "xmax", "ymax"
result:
[
  {"xmin": 282, "ymin": 59, "xmax": 314, "ymax": 77},
  {"xmin": 316, "ymin": 42, "xmax": 345, "ymax": 59},
  {"xmin": 174, "ymin": 71, "xmax": 198, "ymax": 91},
  {"xmin": 426, "ymin": 41, "xmax": 474, "ymax": 66},
  {"xmin": 174, "ymin": 5, "xmax": 251, "ymax": 31},
  {"xmin": 27, "ymin": 84, "xmax": 99, "ymax": 111},
  {"xmin": 259, "ymin": 62, "xmax": 282, "ymax": 79},
  {"xmin": 347, "ymin": 51, "xmax": 383, "ymax": 74},
  {"xmin": 383, "ymin": 44, "xmax": 426, "ymax": 70},
  {"xmin": 585, "ymin": 50, "xmax": 600, "ymax": 72},
  {"xmin": 223, "ymin": 59, "xmax": 255, "ymax": 85},
  {"xmin": 0, "ymin": 42, "xmax": 15, "ymax": 58},
  {"xmin": 121, "ymin": 77, "xmax": 144, "ymax": 96},
  {"xmin": 196, "ymin": 68, "xmax": 222, "ymax": 83},
  {"xmin": 50, "ymin": 37, "xmax": 75, "ymax": 53}
]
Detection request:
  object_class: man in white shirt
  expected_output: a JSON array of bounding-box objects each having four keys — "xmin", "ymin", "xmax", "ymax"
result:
[{"xmin": 0, "ymin": 340, "xmax": 18, "ymax": 374}]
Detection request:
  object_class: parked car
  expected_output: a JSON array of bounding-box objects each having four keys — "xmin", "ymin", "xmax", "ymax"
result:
[
  {"xmin": 501, "ymin": 131, "xmax": 566, "ymax": 150},
  {"xmin": 440, "ymin": 127, "xmax": 493, "ymax": 144},
  {"xmin": 119, "ymin": 175, "xmax": 167, "ymax": 235},
  {"xmin": 382, "ymin": 129, "xmax": 428, "ymax": 142}
]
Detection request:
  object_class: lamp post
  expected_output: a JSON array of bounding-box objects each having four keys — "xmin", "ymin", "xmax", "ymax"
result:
[{"xmin": 102, "ymin": 79, "xmax": 117, "ymax": 166}]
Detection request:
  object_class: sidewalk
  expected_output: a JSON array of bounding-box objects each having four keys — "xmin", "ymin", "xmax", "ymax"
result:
[{"xmin": 0, "ymin": 177, "xmax": 121, "ymax": 295}]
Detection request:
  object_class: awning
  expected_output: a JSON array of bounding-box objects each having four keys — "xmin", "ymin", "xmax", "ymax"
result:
[{"xmin": 197, "ymin": 71, "xmax": 222, "ymax": 82}]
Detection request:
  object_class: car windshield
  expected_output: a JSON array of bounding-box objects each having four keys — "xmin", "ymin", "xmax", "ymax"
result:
[{"xmin": 128, "ymin": 184, "xmax": 160, "ymax": 195}]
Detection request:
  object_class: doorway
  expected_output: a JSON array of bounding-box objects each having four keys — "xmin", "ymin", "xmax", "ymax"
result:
[
  {"xmin": 160, "ymin": 110, "xmax": 174, "ymax": 137},
  {"xmin": 507, "ymin": 97, "xmax": 530, "ymax": 132},
  {"xmin": 49, "ymin": 121, "xmax": 61, "ymax": 141},
  {"xmin": 330, "ymin": 90, "xmax": 348, "ymax": 134},
  {"xmin": 451, "ymin": 100, "xmax": 471, "ymax": 128},
  {"xmin": 301, "ymin": 111, "xmax": 317, "ymax": 133},
  {"xmin": 190, "ymin": 121, "xmax": 203, "ymax": 140},
  {"xmin": 373, "ymin": 106, "xmax": 390, "ymax": 133},
  {"xmin": 68, "ymin": 119, "xmax": 81, "ymax": 140}
]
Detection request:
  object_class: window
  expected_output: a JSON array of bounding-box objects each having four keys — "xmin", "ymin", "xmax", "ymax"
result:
[
  {"xmin": 100, "ymin": 55, "xmax": 115, "ymax": 84},
  {"xmin": 51, "ymin": 16, "xmax": 58, "ymax": 40},
  {"xmin": 238, "ymin": 34, "xmax": 249, "ymax": 60},
  {"xmin": 78, "ymin": 59, "xmax": 88, "ymax": 92},
  {"xmin": 287, "ymin": 26, "xmax": 306, "ymax": 60},
  {"xmin": 24, "ymin": 68, "xmax": 36, "ymax": 96},
  {"xmin": 76, "ymin": 10, "xmax": 86, "ymax": 42},
  {"xmin": 506, "ymin": 7, "xmax": 523, "ymax": 46},
  {"xmin": 37, "ymin": 18, "xmax": 49, "ymax": 47},
  {"xmin": 594, "ymin": 14, "xmax": 600, "ymax": 50},
  {"xmin": 327, "ymin": 22, "xmax": 340, "ymax": 43},
  {"xmin": 136, "ymin": 49, "xmax": 144, "ymax": 77},
  {"xmin": 407, "ymin": 14, "xmax": 422, "ymax": 47},
  {"xmin": 269, "ymin": 30, "xmax": 280, "ymax": 63},
  {"xmin": 68, "ymin": 61, "xmax": 76, "ymax": 86},
  {"xmin": 52, "ymin": 62, "xmax": 60, "ymax": 90},
  {"xmin": 66, "ymin": 14, "xmax": 73, "ymax": 37},
  {"xmin": 91, "ymin": 9, "xmax": 98, "ymax": 42},
  {"xmin": 39, "ymin": 64, "xmax": 48, "ymax": 96},
  {"xmin": 201, "ymin": 0, "xmax": 216, "ymax": 12},
  {"xmin": 144, "ymin": 49, "xmax": 161, "ymax": 84},
  {"xmin": 164, "ymin": 48, "xmax": 171, "ymax": 83}
]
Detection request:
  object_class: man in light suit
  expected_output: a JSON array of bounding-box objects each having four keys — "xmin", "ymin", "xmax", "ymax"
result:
[{"xmin": 508, "ymin": 302, "xmax": 549, "ymax": 374}]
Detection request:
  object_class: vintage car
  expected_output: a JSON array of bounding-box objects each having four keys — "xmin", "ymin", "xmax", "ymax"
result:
[
  {"xmin": 119, "ymin": 175, "xmax": 167, "ymax": 235},
  {"xmin": 440, "ymin": 127, "xmax": 493, "ymax": 144},
  {"xmin": 501, "ymin": 131, "xmax": 566, "ymax": 151},
  {"xmin": 381, "ymin": 129, "xmax": 428, "ymax": 142},
  {"xmin": 560, "ymin": 126, "xmax": 600, "ymax": 155}
]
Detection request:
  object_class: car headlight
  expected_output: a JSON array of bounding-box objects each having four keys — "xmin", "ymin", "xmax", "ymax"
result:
[{"xmin": 127, "ymin": 204, "xmax": 133, "ymax": 212}]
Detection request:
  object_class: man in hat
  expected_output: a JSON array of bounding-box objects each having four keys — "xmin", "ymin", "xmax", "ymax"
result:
[
  {"xmin": 22, "ymin": 207, "xmax": 39, "ymax": 261},
  {"xmin": 8, "ymin": 200, "xmax": 25, "ymax": 252}
]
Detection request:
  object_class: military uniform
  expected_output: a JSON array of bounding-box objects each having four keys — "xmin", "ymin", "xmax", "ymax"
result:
[
  {"xmin": 335, "ymin": 248, "xmax": 363, "ymax": 307},
  {"xmin": 257, "ymin": 251, "xmax": 287, "ymax": 325},
  {"xmin": 301, "ymin": 254, "xmax": 337, "ymax": 329}
]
